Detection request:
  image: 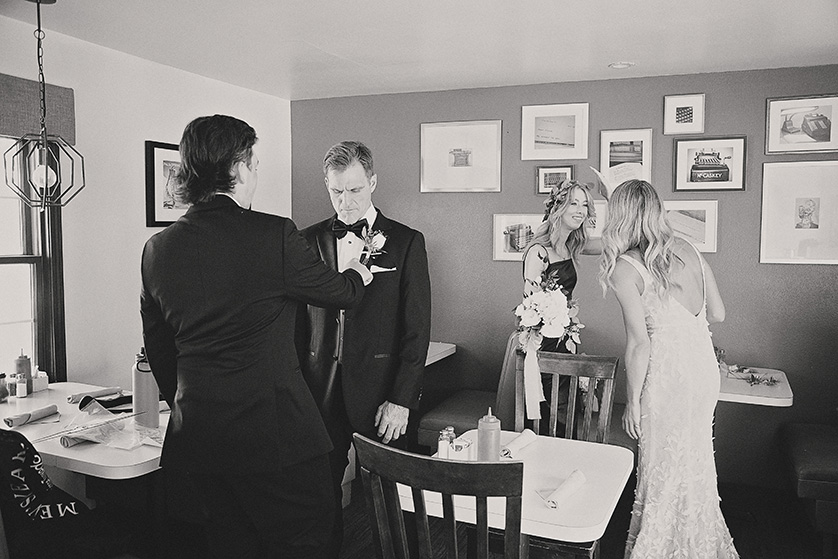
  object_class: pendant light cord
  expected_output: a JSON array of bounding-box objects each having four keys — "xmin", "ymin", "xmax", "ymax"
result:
[{"xmin": 35, "ymin": 0, "xmax": 48, "ymax": 141}]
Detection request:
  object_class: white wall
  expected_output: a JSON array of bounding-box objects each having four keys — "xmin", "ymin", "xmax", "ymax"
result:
[{"xmin": 1, "ymin": 15, "xmax": 292, "ymax": 387}]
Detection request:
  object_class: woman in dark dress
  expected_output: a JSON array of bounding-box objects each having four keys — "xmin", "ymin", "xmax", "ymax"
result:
[{"xmin": 521, "ymin": 180, "xmax": 602, "ymax": 432}]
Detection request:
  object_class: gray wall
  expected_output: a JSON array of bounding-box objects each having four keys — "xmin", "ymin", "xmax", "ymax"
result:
[{"xmin": 291, "ymin": 66, "xmax": 838, "ymax": 487}]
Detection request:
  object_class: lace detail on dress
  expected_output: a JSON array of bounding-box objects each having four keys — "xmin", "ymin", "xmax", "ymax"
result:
[{"xmin": 619, "ymin": 254, "xmax": 738, "ymax": 559}]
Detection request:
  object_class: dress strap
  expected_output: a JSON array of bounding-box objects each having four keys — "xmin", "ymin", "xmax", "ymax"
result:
[
  {"xmin": 682, "ymin": 239, "xmax": 707, "ymax": 309},
  {"xmin": 618, "ymin": 254, "xmax": 650, "ymax": 289}
]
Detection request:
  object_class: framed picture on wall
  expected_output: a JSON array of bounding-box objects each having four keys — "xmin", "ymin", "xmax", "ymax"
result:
[
  {"xmin": 145, "ymin": 140, "xmax": 187, "ymax": 227},
  {"xmin": 587, "ymin": 200, "xmax": 608, "ymax": 239},
  {"xmin": 536, "ymin": 165, "xmax": 574, "ymax": 194},
  {"xmin": 521, "ymin": 103, "xmax": 589, "ymax": 160},
  {"xmin": 765, "ymin": 94, "xmax": 838, "ymax": 154},
  {"xmin": 760, "ymin": 161, "xmax": 838, "ymax": 264},
  {"xmin": 663, "ymin": 93, "xmax": 705, "ymax": 135},
  {"xmin": 673, "ymin": 136, "xmax": 747, "ymax": 191},
  {"xmin": 600, "ymin": 128, "xmax": 652, "ymax": 182},
  {"xmin": 663, "ymin": 200, "xmax": 718, "ymax": 253},
  {"xmin": 420, "ymin": 120, "xmax": 502, "ymax": 192},
  {"xmin": 493, "ymin": 214, "xmax": 542, "ymax": 261}
]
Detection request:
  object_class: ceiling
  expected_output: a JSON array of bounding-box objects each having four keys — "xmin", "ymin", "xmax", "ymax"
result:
[{"xmin": 1, "ymin": 0, "xmax": 837, "ymax": 101}]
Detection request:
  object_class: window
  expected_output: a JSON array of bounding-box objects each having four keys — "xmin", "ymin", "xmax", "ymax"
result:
[{"xmin": 0, "ymin": 136, "xmax": 66, "ymax": 381}]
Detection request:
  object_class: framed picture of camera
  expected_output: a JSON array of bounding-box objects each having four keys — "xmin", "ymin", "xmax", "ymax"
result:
[{"xmin": 673, "ymin": 136, "xmax": 746, "ymax": 191}]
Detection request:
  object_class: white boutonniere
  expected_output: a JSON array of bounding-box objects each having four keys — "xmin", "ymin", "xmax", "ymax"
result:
[{"xmin": 360, "ymin": 229, "xmax": 387, "ymax": 266}]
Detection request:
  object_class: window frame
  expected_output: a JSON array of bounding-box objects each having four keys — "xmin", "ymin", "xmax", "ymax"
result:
[{"xmin": 0, "ymin": 136, "xmax": 67, "ymax": 381}]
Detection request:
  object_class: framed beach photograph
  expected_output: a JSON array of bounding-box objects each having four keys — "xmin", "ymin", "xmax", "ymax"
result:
[
  {"xmin": 664, "ymin": 93, "xmax": 705, "ymax": 135},
  {"xmin": 586, "ymin": 200, "xmax": 608, "ymax": 239},
  {"xmin": 600, "ymin": 128, "xmax": 652, "ymax": 182},
  {"xmin": 420, "ymin": 120, "xmax": 502, "ymax": 192},
  {"xmin": 760, "ymin": 161, "xmax": 838, "ymax": 264},
  {"xmin": 145, "ymin": 140, "xmax": 187, "ymax": 227},
  {"xmin": 673, "ymin": 136, "xmax": 747, "ymax": 191},
  {"xmin": 493, "ymin": 214, "xmax": 542, "ymax": 261},
  {"xmin": 765, "ymin": 94, "xmax": 838, "ymax": 154},
  {"xmin": 663, "ymin": 200, "xmax": 718, "ymax": 253},
  {"xmin": 521, "ymin": 103, "xmax": 589, "ymax": 160},
  {"xmin": 536, "ymin": 165, "xmax": 574, "ymax": 194}
]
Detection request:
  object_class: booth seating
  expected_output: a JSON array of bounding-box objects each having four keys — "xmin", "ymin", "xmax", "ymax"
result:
[
  {"xmin": 779, "ymin": 423, "xmax": 838, "ymax": 558},
  {"xmin": 417, "ymin": 332, "xmax": 518, "ymax": 449}
]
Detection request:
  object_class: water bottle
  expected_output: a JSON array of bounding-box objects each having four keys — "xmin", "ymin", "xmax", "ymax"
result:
[
  {"xmin": 477, "ymin": 408, "xmax": 501, "ymax": 461},
  {"xmin": 132, "ymin": 348, "xmax": 160, "ymax": 428}
]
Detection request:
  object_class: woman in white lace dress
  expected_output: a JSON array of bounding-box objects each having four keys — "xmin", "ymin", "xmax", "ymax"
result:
[{"xmin": 598, "ymin": 180, "xmax": 739, "ymax": 558}]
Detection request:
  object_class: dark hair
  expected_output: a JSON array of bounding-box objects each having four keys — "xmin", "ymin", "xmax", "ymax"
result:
[
  {"xmin": 176, "ymin": 114, "xmax": 257, "ymax": 204},
  {"xmin": 323, "ymin": 141, "xmax": 374, "ymax": 178}
]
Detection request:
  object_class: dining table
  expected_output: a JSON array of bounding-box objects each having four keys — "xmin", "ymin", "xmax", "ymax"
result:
[
  {"xmin": 1, "ymin": 381, "xmax": 167, "ymax": 480},
  {"xmin": 397, "ymin": 429, "xmax": 634, "ymax": 545},
  {"xmin": 718, "ymin": 366, "xmax": 793, "ymax": 407}
]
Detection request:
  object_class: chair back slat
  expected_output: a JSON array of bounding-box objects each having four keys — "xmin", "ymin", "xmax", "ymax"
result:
[
  {"xmin": 354, "ymin": 433, "xmax": 525, "ymax": 559},
  {"xmin": 514, "ymin": 350, "xmax": 619, "ymax": 444}
]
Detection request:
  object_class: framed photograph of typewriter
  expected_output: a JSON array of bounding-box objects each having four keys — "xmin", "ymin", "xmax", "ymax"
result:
[
  {"xmin": 766, "ymin": 94, "xmax": 838, "ymax": 154},
  {"xmin": 673, "ymin": 136, "xmax": 746, "ymax": 191}
]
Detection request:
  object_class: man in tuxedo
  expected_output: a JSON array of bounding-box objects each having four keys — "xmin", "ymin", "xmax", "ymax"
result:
[
  {"xmin": 140, "ymin": 115, "xmax": 372, "ymax": 559},
  {"xmin": 298, "ymin": 141, "xmax": 431, "ymax": 557}
]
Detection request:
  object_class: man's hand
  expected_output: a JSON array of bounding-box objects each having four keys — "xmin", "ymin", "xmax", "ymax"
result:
[
  {"xmin": 375, "ymin": 401, "xmax": 409, "ymax": 444},
  {"xmin": 345, "ymin": 258, "xmax": 374, "ymax": 285}
]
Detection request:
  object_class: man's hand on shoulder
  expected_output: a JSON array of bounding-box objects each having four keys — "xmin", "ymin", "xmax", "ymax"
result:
[{"xmin": 375, "ymin": 401, "xmax": 409, "ymax": 444}]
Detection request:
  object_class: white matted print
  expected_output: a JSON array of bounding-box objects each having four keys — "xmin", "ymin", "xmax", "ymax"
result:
[
  {"xmin": 600, "ymin": 129, "xmax": 652, "ymax": 182},
  {"xmin": 760, "ymin": 161, "xmax": 838, "ymax": 264},
  {"xmin": 765, "ymin": 94, "xmax": 838, "ymax": 154},
  {"xmin": 521, "ymin": 103, "xmax": 589, "ymax": 160},
  {"xmin": 586, "ymin": 200, "xmax": 608, "ymax": 239},
  {"xmin": 420, "ymin": 120, "xmax": 502, "ymax": 192},
  {"xmin": 664, "ymin": 93, "xmax": 705, "ymax": 135},
  {"xmin": 663, "ymin": 200, "xmax": 718, "ymax": 253},
  {"xmin": 673, "ymin": 136, "xmax": 746, "ymax": 191},
  {"xmin": 493, "ymin": 214, "xmax": 542, "ymax": 261},
  {"xmin": 536, "ymin": 165, "xmax": 574, "ymax": 194}
]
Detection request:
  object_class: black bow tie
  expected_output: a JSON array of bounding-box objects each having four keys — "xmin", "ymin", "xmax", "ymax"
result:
[{"xmin": 331, "ymin": 218, "xmax": 368, "ymax": 240}]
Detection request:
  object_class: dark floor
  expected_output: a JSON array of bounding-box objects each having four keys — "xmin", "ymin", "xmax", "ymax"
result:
[
  {"xmin": 76, "ymin": 468, "xmax": 827, "ymax": 559},
  {"xmin": 340, "ymin": 475, "xmax": 827, "ymax": 559}
]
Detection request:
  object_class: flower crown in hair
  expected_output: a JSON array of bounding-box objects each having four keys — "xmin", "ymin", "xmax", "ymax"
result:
[{"xmin": 544, "ymin": 180, "xmax": 584, "ymax": 221}]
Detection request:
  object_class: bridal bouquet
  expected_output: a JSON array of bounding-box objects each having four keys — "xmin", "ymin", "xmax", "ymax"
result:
[{"xmin": 514, "ymin": 269, "xmax": 584, "ymax": 419}]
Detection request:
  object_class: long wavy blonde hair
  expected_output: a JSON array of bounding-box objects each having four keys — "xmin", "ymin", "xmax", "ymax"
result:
[
  {"xmin": 598, "ymin": 180, "xmax": 678, "ymax": 296},
  {"xmin": 526, "ymin": 180, "xmax": 596, "ymax": 261}
]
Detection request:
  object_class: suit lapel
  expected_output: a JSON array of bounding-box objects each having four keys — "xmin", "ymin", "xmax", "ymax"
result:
[{"xmin": 317, "ymin": 218, "xmax": 338, "ymax": 271}]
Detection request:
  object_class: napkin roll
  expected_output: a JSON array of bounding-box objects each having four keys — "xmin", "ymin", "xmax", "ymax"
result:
[
  {"xmin": 67, "ymin": 387, "xmax": 122, "ymax": 404},
  {"xmin": 4, "ymin": 404, "xmax": 59, "ymax": 428},
  {"xmin": 546, "ymin": 469, "xmax": 587, "ymax": 509},
  {"xmin": 500, "ymin": 429, "xmax": 537, "ymax": 459}
]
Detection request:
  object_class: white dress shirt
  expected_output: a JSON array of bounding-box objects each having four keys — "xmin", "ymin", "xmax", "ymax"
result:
[{"xmin": 336, "ymin": 204, "xmax": 378, "ymax": 272}]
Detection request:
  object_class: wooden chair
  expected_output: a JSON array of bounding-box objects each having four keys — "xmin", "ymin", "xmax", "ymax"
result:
[
  {"xmin": 514, "ymin": 350, "xmax": 619, "ymax": 443},
  {"xmin": 512, "ymin": 350, "xmax": 620, "ymax": 559},
  {"xmin": 353, "ymin": 433, "xmax": 528, "ymax": 559}
]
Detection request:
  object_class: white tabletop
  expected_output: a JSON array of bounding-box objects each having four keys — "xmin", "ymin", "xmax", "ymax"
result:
[
  {"xmin": 398, "ymin": 429, "xmax": 634, "ymax": 543},
  {"xmin": 718, "ymin": 367, "xmax": 793, "ymax": 407},
  {"xmin": 1, "ymin": 382, "xmax": 166, "ymax": 480},
  {"xmin": 426, "ymin": 341, "xmax": 456, "ymax": 366}
]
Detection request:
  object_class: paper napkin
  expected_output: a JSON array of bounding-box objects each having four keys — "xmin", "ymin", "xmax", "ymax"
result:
[
  {"xmin": 4, "ymin": 404, "xmax": 59, "ymax": 427},
  {"xmin": 500, "ymin": 429, "xmax": 537, "ymax": 459}
]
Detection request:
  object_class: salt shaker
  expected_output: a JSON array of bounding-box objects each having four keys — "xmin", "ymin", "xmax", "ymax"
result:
[{"xmin": 477, "ymin": 408, "xmax": 501, "ymax": 461}]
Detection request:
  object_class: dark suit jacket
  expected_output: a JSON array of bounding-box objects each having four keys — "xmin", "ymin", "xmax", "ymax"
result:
[
  {"xmin": 140, "ymin": 196, "xmax": 366, "ymax": 473},
  {"xmin": 297, "ymin": 211, "xmax": 431, "ymax": 436}
]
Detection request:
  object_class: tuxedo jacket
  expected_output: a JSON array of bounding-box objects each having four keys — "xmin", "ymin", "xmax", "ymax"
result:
[
  {"xmin": 297, "ymin": 212, "xmax": 431, "ymax": 436},
  {"xmin": 140, "ymin": 196, "xmax": 366, "ymax": 473}
]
